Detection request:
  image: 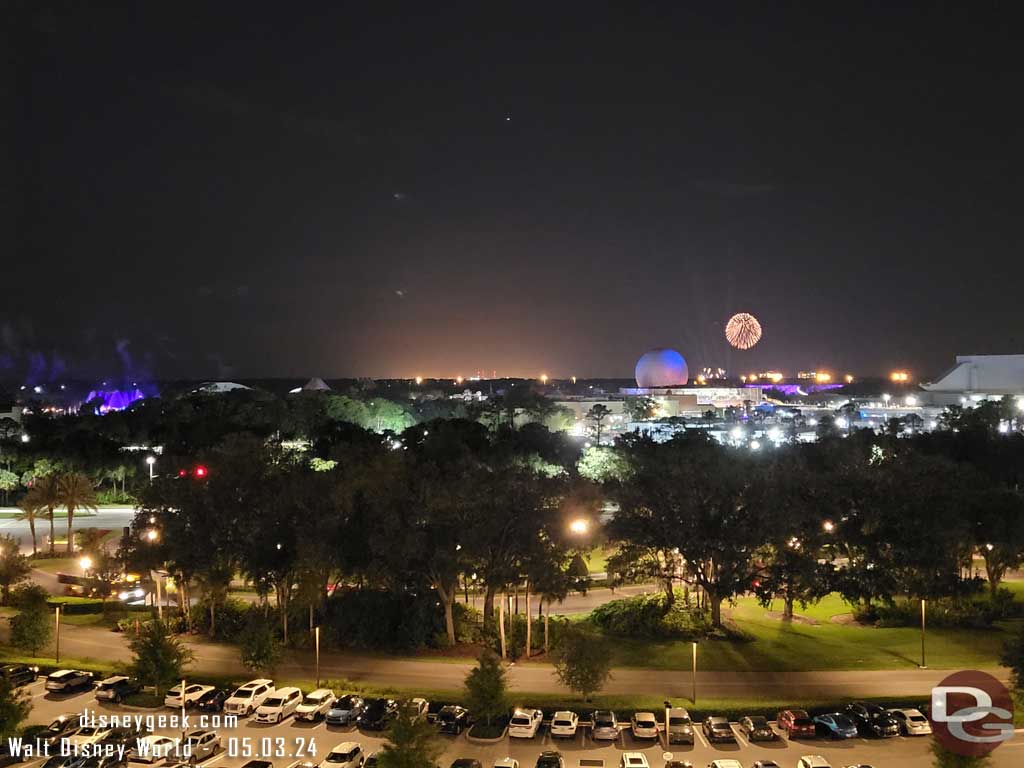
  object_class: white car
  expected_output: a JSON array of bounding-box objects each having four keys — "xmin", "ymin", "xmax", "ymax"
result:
[
  {"xmin": 182, "ymin": 730, "xmax": 220, "ymax": 762},
  {"xmin": 67, "ymin": 724, "xmax": 115, "ymax": 748},
  {"xmin": 708, "ymin": 761, "xmax": 743, "ymax": 768},
  {"xmin": 319, "ymin": 742, "xmax": 364, "ymax": 768},
  {"xmin": 592, "ymin": 710, "xmax": 619, "ymax": 740},
  {"xmin": 507, "ymin": 708, "xmax": 543, "ymax": 738},
  {"xmin": 255, "ymin": 686, "xmax": 303, "ymax": 723},
  {"xmin": 129, "ymin": 735, "xmax": 180, "ymax": 764},
  {"xmin": 224, "ymin": 679, "xmax": 275, "ymax": 716},
  {"xmin": 550, "ymin": 711, "xmax": 579, "ymax": 738},
  {"xmin": 619, "ymin": 754, "xmax": 649, "ymax": 768},
  {"xmin": 494, "ymin": 760, "xmax": 519, "ymax": 768},
  {"xmin": 888, "ymin": 708, "xmax": 932, "ymax": 736},
  {"xmin": 296, "ymin": 688, "xmax": 336, "ymax": 722},
  {"xmin": 402, "ymin": 697, "xmax": 429, "ymax": 722},
  {"xmin": 44, "ymin": 669, "xmax": 92, "ymax": 693},
  {"xmin": 164, "ymin": 683, "xmax": 215, "ymax": 709},
  {"xmin": 630, "ymin": 712, "xmax": 659, "ymax": 739},
  {"xmin": 797, "ymin": 757, "xmax": 832, "ymax": 768}
]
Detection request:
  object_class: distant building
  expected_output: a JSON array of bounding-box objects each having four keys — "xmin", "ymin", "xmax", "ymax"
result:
[{"xmin": 921, "ymin": 354, "xmax": 1024, "ymax": 406}]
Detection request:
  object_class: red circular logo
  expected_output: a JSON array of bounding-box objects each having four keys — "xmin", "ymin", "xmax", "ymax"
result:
[{"xmin": 931, "ymin": 670, "xmax": 1014, "ymax": 757}]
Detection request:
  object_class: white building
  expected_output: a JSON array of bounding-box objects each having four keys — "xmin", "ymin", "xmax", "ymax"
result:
[{"xmin": 921, "ymin": 354, "xmax": 1024, "ymax": 406}]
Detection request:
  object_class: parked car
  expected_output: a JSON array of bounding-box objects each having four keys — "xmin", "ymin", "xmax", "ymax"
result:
[
  {"xmin": 164, "ymin": 684, "xmax": 215, "ymax": 709},
  {"xmin": 844, "ymin": 703, "xmax": 899, "ymax": 738},
  {"xmin": 362, "ymin": 753, "xmax": 380, "ymax": 768},
  {"xmin": 240, "ymin": 762, "xmax": 274, "ymax": 768},
  {"xmin": 812, "ymin": 713, "xmax": 858, "ymax": 740},
  {"xmin": 38, "ymin": 714, "xmax": 82, "ymax": 746},
  {"xmin": 618, "ymin": 755, "xmax": 648, "ymax": 768},
  {"xmin": 493, "ymin": 760, "xmax": 518, "ymax": 768},
  {"xmin": 67, "ymin": 725, "xmax": 116, "ymax": 749},
  {"xmin": 887, "ymin": 708, "xmax": 932, "ymax": 736},
  {"xmin": 666, "ymin": 707, "xmax": 694, "ymax": 745},
  {"xmin": 708, "ymin": 762, "xmax": 743, "ymax": 768},
  {"xmin": 101, "ymin": 725, "xmax": 151, "ymax": 749},
  {"xmin": 436, "ymin": 705, "xmax": 470, "ymax": 735},
  {"xmin": 45, "ymin": 669, "xmax": 93, "ymax": 693},
  {"xmin": 591, "ymin": 710, "xmax": 619, "ymax": 740},
  {"xmin": 1, "ymin": 664, "xmax": 39, "ymax": 687},
  {"xmin": 182, "ymin": 730, "xmax": 220, "ymax": 763},
  {"xmin": 402, "ymin": 698, "xmax": 429, "ymax": 723},
  {"xmin": 738, "ymin": 715, "xmax": 777, "ymax": 741},
  {"xmin": 255, "ymin": 687, "xmax": 303, "ymax": 723},
  {"xmin": 449, "ymin": 761, "xmax": 481, "ymax": 768},
  {"xmin": 128, "ymin": 735, "xmax": 179, "ymax": 764},
  {"xmin": 752, "ymin": 762, "xmax": 781, "ymax": 768},
  {"xmin": 77, "ymin": 754, "xmax": 126, "ymax": 768},
  {"xmin": 796, "ymin": 758, "xmax": 832, "ymax": 768},
  {"xmin": 549, "ymin": 711, "xmax": 579, "ymax": 738},
  {"xmin": 196, "ymin": 689, "xmax": 230, "ymax": 713},
  {"xmin": 702, "ymin": 716, "xmax": 735, "ymax": 743},
  {"xmin": 630, "ymin": 712, "xmax": 659, "ymax": 739},
  {"xmin": 536, "ymin": 752, "xmax": 564, "ymax": 768},
  {"xmin": 326, "ymin": 695, "xmax": 365, "ymax": 727},
  {"xmin": 95, "ymin": 676, "xmax": 141, "ymax": 704},
  {"xmin": 319, "ymin": 743, "xmax": 363, "ymax": 768},
  {"xmin": 663, "ymin": 761, "xmax": 692, "ymax": 768},
  {"xmin": 224, "ymin": 680, "xmax": 275, "ymax": 717},
  {"xmin": 776, "ymin": 709, "xmax": 816, "ymax": 739},
  {"xmin": 507, "ymin": 708, "xmax": 543, "ymax": 739},
  {"xmin": 296, "ymin": 689, "xmax": 336, "ymax": 722},
  {"xmin": 40, "ymin": 757, "xmax": 79, "ymax": 768},
  {"xmin": 358, "ymin": 698, "xmax": 398, "ymax": 730}
]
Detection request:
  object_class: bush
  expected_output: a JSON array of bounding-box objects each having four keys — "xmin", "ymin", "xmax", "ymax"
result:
[
  {"xmin": 590, "ymin": 592, "xmax": 715, "ymax": 639},
  {"xmin": 190, "ymin": 598, "xmax": 253, "ymax": 641},
  {"xmin": 323, "ymin": 588, "xmax": 476, "ymax": 651},
  {"xmin": 46, "ymin": 597, "xmax": 107, "ymax": 615},
  {"xmin": 854, "ymin": 591, "xmax": 1023, "ymax": 629}
]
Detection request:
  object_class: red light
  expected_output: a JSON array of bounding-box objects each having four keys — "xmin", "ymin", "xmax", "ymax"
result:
[
  {"xmin": 193, "ymin": 466, "xmax": 208, "ymax": 478},
  {"xmin": 177, "ymin": 469, "xmax": 187, "ymax": 478}
]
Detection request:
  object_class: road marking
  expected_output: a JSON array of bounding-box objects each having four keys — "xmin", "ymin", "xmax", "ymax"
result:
[
  {"xmin": 693, "ymin": 729, "xmax": 709, "ymax": 749},
  {"xmin": 732, "ymin": 727, "xmax": 749, "ymax": 748}
]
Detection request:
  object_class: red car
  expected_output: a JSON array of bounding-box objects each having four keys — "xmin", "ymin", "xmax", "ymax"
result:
[{"xmin": 776, "ymin": 709, "xmax": 816, "ymax": 739}]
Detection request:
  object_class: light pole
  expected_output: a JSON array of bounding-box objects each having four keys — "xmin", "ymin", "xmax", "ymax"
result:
[
  {"xmin": 691, "ymin": 641, "xmax": 698, "ymax": 704},
  {"xmin": 54, "ymin": 605, "xmax": 61, "ymax": 664},
  {"xmin": 146, "ymin": 456, "xmax": 156, "ymax": 482},
  {"xmin": 315, "ymin": 626, "xmax": 321, "ymax": 688},
  {"xmin": 919, "ymin": 598, "xmax": 927, "ymax": 669}
]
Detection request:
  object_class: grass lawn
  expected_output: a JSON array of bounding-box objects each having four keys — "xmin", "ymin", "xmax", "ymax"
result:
[
  {"xmin": 29, "ymin": 557, "xmax": 77, "ymax": 574},
  {"xmin": 584, "ymin": 546, "xmax": 615, "ymax": 574},
  {"xmin": 605, "ymin": 593, "xmax": 1022, "ymax": 672}
]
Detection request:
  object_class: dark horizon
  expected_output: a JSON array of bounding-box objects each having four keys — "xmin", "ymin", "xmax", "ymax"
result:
[{"xmin": 9, "ymin": 3, "xmax": 1022, "ymax": 382}]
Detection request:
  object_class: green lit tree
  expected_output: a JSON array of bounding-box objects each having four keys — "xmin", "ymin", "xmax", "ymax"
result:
[
  {"xmin": 552, "ymin": 625, "xmax": 612, "ymax": 701},
  {"xmin": 463, "ymin": 650, "xmax": 507, "ymax": 726},
  {"xmin": 0, "ymin": 534, "xmax": 31, "ymax": 605},
  {"xmin": 239, "ymin": 613, "xmax": 282, "ymax": 674},
  {"xmin": 129, "ymin": 620, "xmax": 193, "ymax": 696},
  {"xmin": 9, "ymin": 585, "xmax": 53, "ymax": 655},
  {"xmin": 0, "ymin": 675, "xmax": 31, "ymax": 740},
  {"xmin": 375, "ymin": 711, "xmax": 444, "ymax": 768}
]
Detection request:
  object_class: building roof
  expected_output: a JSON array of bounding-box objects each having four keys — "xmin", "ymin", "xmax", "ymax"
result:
[{"xmin": 922, "ymin": 354, "xmax": 1024, "ymax": 394}]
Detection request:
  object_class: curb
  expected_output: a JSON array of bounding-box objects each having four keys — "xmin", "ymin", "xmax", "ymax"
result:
[{"xmin": 467, "ymin": 727, "xmax": 508, "ymax": 744}]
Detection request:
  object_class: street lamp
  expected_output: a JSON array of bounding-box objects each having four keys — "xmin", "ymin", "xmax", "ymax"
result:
[
  {"xmin": 79, "ymin": 556, "xmax": 93, "ymax": 572},
  {"xmin": 54, "ymin": 605, "xmax": 61, "ymax": 664},
  {"xmin": 146, "ymin": 529, "xmax": 159, "ymax": 542},
  {"xmin": 569, "ymin": 518, "xmax": 589, "ymax": 535},
  {"xmin": 146, "ymin": 455, "xmax": 156, "ymax": 482},
  {"xmin": 822, "ymin": 520, "xmax": 835, "ymax": 533},
  {"xmin": 919, "ymin": 599, "xmax": 927, "ymax": 669},
  {"xmin": 691, "ymin": 641, "xmax": 698, "ymax": 704},
  {"xmin": 315, "ymin": 626, "xmax": 321, "ymax": 688}
]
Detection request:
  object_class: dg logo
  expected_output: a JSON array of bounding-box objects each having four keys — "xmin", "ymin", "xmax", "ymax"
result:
[{"xmin": 931, "ymin": 670, "xmax": 1015, "ymax": 757}]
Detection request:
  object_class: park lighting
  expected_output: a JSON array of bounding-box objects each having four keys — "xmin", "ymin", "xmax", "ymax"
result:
[
  {"xmin": 569, "ymin": 518, "xmax": 589, "ymax": 535},
  {"xmin": 146, "ymin": 455, "xmax": 156, "ymax": 482},
  {"xmin": 767, "ymin": 427, "xmax": 781, "ymax": 441},
  {"xmin": 20, "ymin": 433, "xmax": 30, "ymax": 443},
  {"xmin": 749, "ymin": 440, "xmax": 761, "ymax": 450},
  {"xmin": 455, "ymin": 375, "xmax": 464, "ymax": 385},
  {"xmin": 985, "ymin": 543, "xmax": 994, "ymax": 551},
  {"xmin": 998, "ymin": 421, "xmax": 1009, "ymax": 434},
  {"xmin": 905, "ymin": 395, "xmax": 918, "ymax": 406},
  {"xmin": 890, "ymin": 371, "xmax": 910, "ymax": 382},
  {"xmin": 815, "ymin": 372, "xmax": 832, "ymax": 383},
  {"xmin": 730, "ymin": 426, "xmax": 744, "ymax": 441},
  {"xmin": 146, "ymin": 529, "xmax": 159, "ymax": 542},
  {"xmin": 844, "ymin": 374, "xmax": 854, "ymax": 383},
  {"xmin": 414, "ymin": 376, "xmax": 423, "ymax": 385},
  {"xmin": 79, "ymin": 556, "xmax": 93, "ymax": 571},
  {"xmin": 540, "ymin": 374, "xmax": 549, "ymax": 384},
  {"xmin": 807, "ymin": 417, "xmax": 818, "ymax": 426},
  {"xmin": 882, "ymin": 393, "xmax": 891, "ymax": 404},
  {"xmin": 823, "ymin": 520, "xmax": 835, "ymax": 533},
  {"xmin": 834, "ymin": 417, "xmax": 848, "ymax": 430}
]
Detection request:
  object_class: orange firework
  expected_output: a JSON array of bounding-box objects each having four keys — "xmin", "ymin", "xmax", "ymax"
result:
[{"xmin": 725, "ymin": 312, "xmax": 762, "ymax": 350}]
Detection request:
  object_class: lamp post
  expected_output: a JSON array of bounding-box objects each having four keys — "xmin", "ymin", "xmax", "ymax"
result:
[
  {"xmin": 146, "ymin": 455, "xmax": 156, "ymax": 482},
  {"xmin": 315, "ymin": 626, "xmax": 321, "ymax": 688},
  {"xmin": 919, "ymin": 598, "xmax": 927, "ymax": 669},
  {"xmin": 691, "ymin": 641, "xmax": 698, "ymax": 704},
  {"xmin": 54, "ymin": 605, "xmax": 61, "ymax": 664}
]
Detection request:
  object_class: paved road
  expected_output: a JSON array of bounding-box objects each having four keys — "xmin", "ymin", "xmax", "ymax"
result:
[
  {"xmin": 0, "ymin": 507, "xmax": 135, "ymax": 552},
  {"xmin": 2, "ymin": 621, "xmax": 1011, "ymax": 699},
  {"xmin": 12, "ymin": 677, "xmax": 1024, "ymax": 768}
]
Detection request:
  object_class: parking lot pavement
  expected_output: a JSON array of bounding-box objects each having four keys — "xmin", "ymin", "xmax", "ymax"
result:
[{"xmin": 16, "ymin": 680, "xmax": 1024, "ymax": 768}]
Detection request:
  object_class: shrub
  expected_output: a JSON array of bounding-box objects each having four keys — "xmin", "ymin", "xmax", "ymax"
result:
[
  {"xmin": 856, "ymin": 592, "xmax": 1022, "ymax": 629},
  {"xmin": 590, "ymin": 592, "xmax": 715, "ymax": 639},
  {"xmin": 190, "ymin": 597, "xmax": 253, "ymax": 641},
  {"xmin": 323, "ymin": 588, "xmax": 472, "ymax": 651}
]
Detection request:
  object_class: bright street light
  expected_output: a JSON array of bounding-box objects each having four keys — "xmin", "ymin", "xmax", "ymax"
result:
[
  {"xmin": 569, "ymin": 519, "xmax": 589, "ymax": 535},
  {"xmin": 146, "ymin": 529, "xmax": 159, "ymax": 542},
  {"xmin": 823, "ymin": 520, "xmax": 835, "ymax": 533},
  {"xmin": 79, "ymin": 556, "xmax": 93, "ymax": 571}
]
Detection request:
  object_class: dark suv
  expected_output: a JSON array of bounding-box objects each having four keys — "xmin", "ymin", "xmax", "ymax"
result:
[
  {"xmin": 1, "ymin": 664, "xmax": 39, "ymax": 687},
  {"xmin": 437, "ymin": 705, "xmax": 470, "ymax": 734},
  {"xmin": 357, "ymin": 698, "xmax": 398, "ymax": 730},
  {"xmin": 845, "ymin": 702, "xmax": 900, "ymax": 738}
]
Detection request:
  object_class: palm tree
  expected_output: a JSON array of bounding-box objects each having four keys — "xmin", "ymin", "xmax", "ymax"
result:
[
  {"xmin": 33, "ymin": 475, "xmax": 62, "ymax": 556},
  {"xmin": 15, "ymin": 491, "xmax": 43, "ymax": 556},
  {"xmin": 57, "ymin": 473, "xmax": 98, "ymax": 554}
]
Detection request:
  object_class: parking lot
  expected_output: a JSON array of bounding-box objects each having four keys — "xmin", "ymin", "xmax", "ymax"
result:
[{"xmin": 15, "ymin": 679, "xmax": 1024, "ymax": 768}]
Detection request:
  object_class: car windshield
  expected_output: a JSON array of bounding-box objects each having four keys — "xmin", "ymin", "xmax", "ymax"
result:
[
  {"xmin": 637, "ymin": 720, "xmax": 655, "ymax": 727},
  {"xmin": 303, "ymin": 695, "xmax": 324, "ymax": 705},
  {"xmin": 439, "ymin": 711, "xmax": 457, "ymax": 721},
  {"xmin": 834, "ymin": 715, "xmax": 854, "ymax": 727},
  {"xmin": 749, "ymin": 717, "xmax": 767, "ymax": 727},
  {"xmin": 669, "ymin": 716, "xmax": 690, "ymax": 726},
  {"xmin": 595, "ymin": 718, "xmax": 614, "ymax": 727},
  {"xmin": 909, "ymin": 714, "xmax": 927, "ymax": 722},
  {"xmin": 327, "ymin": 753, "xmax": 352, "ymax": 763},
  {"xmin": 233, "ymin": 689, "xmax": 254, "ymax": 699},
  {"xmin": 78, "ymin": 727, "xmax": 98, "ymax": 736},
  {"xmin": 335, "ymin": 696, "xmax": 357, "ymax": 708},
  {"xmin": 263, "ymin": 697, "xmax": 283, "ymax": 707},
  {"xmin": 538, "ymin": 758, "xmax": 560, "ymax": 768},
  {"xmin": 48, "ymin": 721, "xmax": 69, "ymax": 732},
  {"xmin": 794, "ymin": 717, "xmax": 813, "ymax": 726}
]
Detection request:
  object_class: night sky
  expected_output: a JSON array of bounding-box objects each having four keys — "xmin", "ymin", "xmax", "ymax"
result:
[{"xmin": 8, "ymin": 3, "xmax": 1022, "ymax": 383}]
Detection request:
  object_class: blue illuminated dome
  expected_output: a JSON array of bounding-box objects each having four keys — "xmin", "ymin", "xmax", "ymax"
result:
[{"xmin": 635, "ymin": 348, "xmax": 689, "ymax": 388}]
